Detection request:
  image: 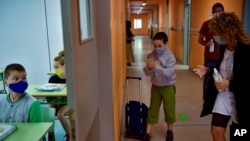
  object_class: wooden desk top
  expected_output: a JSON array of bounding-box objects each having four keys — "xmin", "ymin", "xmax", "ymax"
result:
[
  {"xmin": 4, "ymin": 122, "xmax": 52, "ymax": 141},
  {"xmin": 26, "ymin": 84, "xmax": 67, "ymax": 97}
]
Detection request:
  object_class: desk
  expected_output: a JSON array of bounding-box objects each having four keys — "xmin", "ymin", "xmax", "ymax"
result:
[
  {"xmin": 47, "ymin": 71, "xmax": 55, "ymax": 75},
  {"xmin": 27, "ymin": 84, "xmax": 67, "ymax": 97},
  {"xmin": 26, "ymin": 84, "xmax": 67, "ymax": 104},
  {"xmin": 4, "ymin": 122, "xmax": 52, "ymax": 141}
]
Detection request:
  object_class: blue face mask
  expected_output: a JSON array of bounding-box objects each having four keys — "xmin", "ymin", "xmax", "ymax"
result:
[
  {"xmin": 155, "ymin": 47, "xmax": 166, "ymax": 55},
  {"xmin": 9, "ymin": 80, "xmax": 28, "ymax": 94},
  {"xmin": 214, "ymin": 36, "xmax": 226, "ymax": 45}
]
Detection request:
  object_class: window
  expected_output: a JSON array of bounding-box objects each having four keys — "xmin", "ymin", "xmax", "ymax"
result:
[
  {"xmin": 79, "ymin": 0, "xmax": 93, "ymax": 42},
  {"xmin": 134, "ymin": 19, "xmax": 142, "ymax": 29}
]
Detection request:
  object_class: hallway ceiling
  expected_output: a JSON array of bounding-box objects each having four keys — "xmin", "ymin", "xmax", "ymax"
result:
[{"xmin": 129, "ymin": 0, "xmax": 162, "ymax": 14}]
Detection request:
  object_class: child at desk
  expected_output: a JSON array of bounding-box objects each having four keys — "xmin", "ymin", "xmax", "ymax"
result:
[
  {"xmin": 0, "ymin": 63, "xmax": 42, "ymax": 122},
  {"xmin": 48, "ymin": 50, "xmax": 70, "ymax": 141}
]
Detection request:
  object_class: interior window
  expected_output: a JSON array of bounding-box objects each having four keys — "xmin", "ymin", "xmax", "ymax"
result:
[
  {"xmin": 79, "ymin": 0, "xmax": 93, "ymax": 41},
  {"xmin": 134, "ymin": 19, "xmax": 142, "ymax": 29}
]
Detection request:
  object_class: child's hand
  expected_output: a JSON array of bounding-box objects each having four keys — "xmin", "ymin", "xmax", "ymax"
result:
[
  {"xmin": 206, "ymin": 40, "xmax": 213, "ymax": 48},
  {"xmin": 146, "ymin": 57, "xmax": 155, "ymax": 69}
]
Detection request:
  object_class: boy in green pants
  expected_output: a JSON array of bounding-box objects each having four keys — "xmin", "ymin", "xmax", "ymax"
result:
[{"xmin": 143, "ymin": 32, "xmax": 176, "ymax": 141}]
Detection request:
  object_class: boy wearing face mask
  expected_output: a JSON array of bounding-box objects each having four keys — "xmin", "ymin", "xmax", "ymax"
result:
[
  {"xmin": 0, "ymin": 63, "xmax": 42, "ymax": 122},
  {"xmin": 143, "ymin": 32, "xmax": 176, "ymax": 141}
]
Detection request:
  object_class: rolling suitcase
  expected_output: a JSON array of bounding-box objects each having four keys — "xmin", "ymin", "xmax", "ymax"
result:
[{"xmin": 125, "ymin": 76, "xmax": 148, "ymax": 140}]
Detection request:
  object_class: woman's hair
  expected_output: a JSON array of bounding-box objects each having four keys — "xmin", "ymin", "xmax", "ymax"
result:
[
  {"xmin": 54, "ymin": 50, "xmax": 64, "ymax": 65},
  {"xmin": 209, "ymin": 12, "xmax": 250, "ymax": 47}
]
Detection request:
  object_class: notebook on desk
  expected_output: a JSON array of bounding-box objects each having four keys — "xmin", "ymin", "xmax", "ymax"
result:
[
  {"xmin": 36, "ymin": 83, "xmax": 66, "ymax": 91},
  {"xmin": 0, "ymin": 124, "xmax": 17, "ymax": 140}
]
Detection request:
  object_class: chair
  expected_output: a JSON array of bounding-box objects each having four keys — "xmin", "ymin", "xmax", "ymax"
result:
[
  {"xmin": 42, "ymin": 106, "xmax": 56, "ymax": 141},
  {"xmin": 0, "ymin": 71, "xmax": 7, "ymax": 94}
]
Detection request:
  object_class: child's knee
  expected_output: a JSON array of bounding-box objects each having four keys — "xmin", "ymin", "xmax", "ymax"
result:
[{"xmin": 57, "ymin": 111, "xmax": 64, "ymax": 118}]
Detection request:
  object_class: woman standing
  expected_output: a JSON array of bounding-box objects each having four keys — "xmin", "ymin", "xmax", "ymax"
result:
[{"xmin": 193, "ymin": 12, "xmax": 250, "ymax": 141}]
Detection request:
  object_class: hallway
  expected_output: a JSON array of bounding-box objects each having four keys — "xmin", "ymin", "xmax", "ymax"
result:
[{"xmin": 120, "ymin": 36, "xmax": 229, "ymax": 141}]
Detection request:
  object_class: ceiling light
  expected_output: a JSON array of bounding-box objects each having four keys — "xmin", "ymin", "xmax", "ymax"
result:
[{"xmin": 142, "ymin": 2, "xmax": 146, "ymax": 6}]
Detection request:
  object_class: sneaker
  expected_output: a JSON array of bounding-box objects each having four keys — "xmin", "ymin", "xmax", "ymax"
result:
[
  {"xmin": 166, "ymin": 130, "xmax": 174, "ymax": 141},
  {"xmin": 142, "ymin": 133, "xmax": 151, "ymax": 141}
]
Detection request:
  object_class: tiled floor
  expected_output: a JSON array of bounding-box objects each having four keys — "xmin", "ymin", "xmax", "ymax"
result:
[{"xmin": 120, "ymin": 36, "xmax": 230, "ymax": 141}]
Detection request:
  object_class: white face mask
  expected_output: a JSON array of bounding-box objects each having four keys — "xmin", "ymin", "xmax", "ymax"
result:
[
  {"xmin": 214, "ymin": 36, "xmax": 226, "ymax": 45},
  {"xmin": 155, "ymin": 47, "xmax": 166, "ymax": 55},
  {"xmin": 212, "ymin": 12, "xmax": 222, "ymax": 18}
]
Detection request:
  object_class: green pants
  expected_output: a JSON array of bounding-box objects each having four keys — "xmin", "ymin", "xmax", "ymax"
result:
[{"xmin": 147, "ymin": 85, "xmax": 176, "ymax": 124}]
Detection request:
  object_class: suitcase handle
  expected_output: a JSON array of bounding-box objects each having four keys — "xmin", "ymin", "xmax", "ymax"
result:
[
  {"xmin": 126, "ymin": 76, "xmax": 142, "ymax": 104},
  {"xmin": 126, "ymin": 76, "xmax": 141, "ymax": 80}
]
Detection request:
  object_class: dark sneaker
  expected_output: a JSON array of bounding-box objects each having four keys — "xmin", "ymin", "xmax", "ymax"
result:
[
  {"xmin": 142, "ymin": 133, "xmax": 151, "ymax": 141},
  {"xmin": 166, "ymin": 130, "xmax": 174, "ymax": 141}
]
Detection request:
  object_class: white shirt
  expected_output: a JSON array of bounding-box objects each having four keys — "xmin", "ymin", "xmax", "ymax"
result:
[{"xmin": 212, "ymin": 49, "xmax": 238, "ymax": 123}]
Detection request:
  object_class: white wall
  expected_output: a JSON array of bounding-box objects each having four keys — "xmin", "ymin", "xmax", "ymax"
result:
[
  {"xmin": 45, "ymin": 0, "xmax": 64, "ymax": 69},
  {"xmin": 0, "ymin": 0, "xmax": 63, "ymax": 84}
]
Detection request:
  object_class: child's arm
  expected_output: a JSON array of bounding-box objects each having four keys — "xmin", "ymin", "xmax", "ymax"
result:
[
  {"xmin": 28, "ymin": 101, "xmax": 42, "ymax": 122},
  {"xmin": 153, "ymin": 54, "xmax": 176, "ymax": 78},
  {"xmin": 143, "ymin": 65, "xmax": 153, "ymax": 75},
  {"xmin": 143, "ymin": 54, "xmax": 154, "ymax": 75}
]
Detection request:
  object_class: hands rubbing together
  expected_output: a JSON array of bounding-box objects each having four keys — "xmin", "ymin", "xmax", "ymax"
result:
[
  {"xmin": 146, "ymin": 56, "xmax": 155, "ymax": 70},
  {"xmin": 193, "ymin": 65, "xmax": 230, "ymax": 92}
]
